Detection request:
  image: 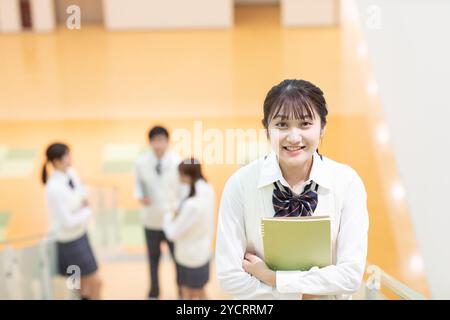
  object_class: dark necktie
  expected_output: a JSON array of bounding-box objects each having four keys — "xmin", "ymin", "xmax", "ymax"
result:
[
  {"xmin": 68, "ymin": 178, "xmax": 75, "ymax": 190},
  {"xmin": 272, "ymin": 181, "xmax": 318, "ymax": 217},
  {"xmin": 155, "ymin": 160, "xmax": 162, "ymax": 175}
]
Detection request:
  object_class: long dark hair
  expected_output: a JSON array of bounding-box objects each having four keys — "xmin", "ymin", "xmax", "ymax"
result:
[
  {"xmin": 42, "ymin": 143, "xmax": 69, "ymax": 184},
  {"xmin": 178, "ymin": 158, "xmax": 206, "ymax": 198}
]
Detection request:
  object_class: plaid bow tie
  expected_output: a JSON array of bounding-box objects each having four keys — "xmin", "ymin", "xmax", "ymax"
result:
[{"xmin": 272, "ymin": 181, "xmax": 318, "ymax": 217}]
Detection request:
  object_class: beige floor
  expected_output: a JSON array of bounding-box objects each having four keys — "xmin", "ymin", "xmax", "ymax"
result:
[
  {"xmin": 99, "ymin": 254, "xmax": 229, "ymax": 300},
  {"xmin": 0, "ymin": 5, "xmax": 430, "ymax": 298}
]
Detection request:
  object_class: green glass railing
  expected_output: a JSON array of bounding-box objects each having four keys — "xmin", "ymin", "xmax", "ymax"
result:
[
  {"xmin": 87, "ymin": 186, "xmax": 145, "ymax": 252},
  {"xmin": 0, "ymin": 233, "xmax": 78, "ymax": 300}
]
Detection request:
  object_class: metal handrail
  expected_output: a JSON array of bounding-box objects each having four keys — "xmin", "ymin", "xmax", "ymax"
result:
[
  {"xmin": 0, "ymin": 232, "xmax": 56, "ymax": 246},
  {"xmin": 366, "ymin": 264, "xmax": 426, "ymax": 300}
]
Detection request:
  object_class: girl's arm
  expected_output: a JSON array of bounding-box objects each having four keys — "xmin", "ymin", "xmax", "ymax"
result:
[
  {"xmin": 134, "ymin": 162, "xmax": 151, "ymax": 205},
  {"xmin": 275, "ymin": 172, "xmax": 369, "ymax": 297},
  {"xmin": 215, "ymin": 174, "xmax": 280, "ymax": 299},
  {"xmin": 163, "ymin": 199, "xmax": 202, "ymax": 241},
  {"xmin": 47, "ymin": 189, "xmax": 91, "ymax": 228}
]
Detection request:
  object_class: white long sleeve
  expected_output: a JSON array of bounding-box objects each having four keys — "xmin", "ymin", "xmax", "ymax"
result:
[
  {"xmin": 164, "ymin": 200, "xmax": 202, "ymax": 241},
  {"xmin": 216, "ymin": 174, "xmax": 284, "ymax": 299},
  {"xmin": 164, "ymin": 179, "xmax": 215, "ymax": 268},
  {"xmin": 47, "ymin": 187, "xmax": 91, "ymax": 229},
  {"xmin": 45, "ymin": 169, "xmax": 91, "ymax": 242},
  {"xmin": 134, "ymin": 164, "xmax": 146, "ymax": 200}
]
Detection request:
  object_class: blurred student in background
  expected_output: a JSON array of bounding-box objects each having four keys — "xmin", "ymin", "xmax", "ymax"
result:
[
  {"xmin": 163, "ymin": 158, "xmax": 215, "ymax": 300},
  {"xmin": 135, "ymin": 126, "xmax": 182, "ymax": 299},
  {"xmin": 42, "ymin": 143, "xmax": 102, "ymax": 300}
]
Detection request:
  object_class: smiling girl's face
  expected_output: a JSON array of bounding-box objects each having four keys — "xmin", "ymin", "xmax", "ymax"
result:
[
  {"xmin": 267, "ymin": 107, "xmax": 324, "ymax": 168},
  {"xmin": 262, "ymin": 80, "xmax": 328, "ymax": 169}
]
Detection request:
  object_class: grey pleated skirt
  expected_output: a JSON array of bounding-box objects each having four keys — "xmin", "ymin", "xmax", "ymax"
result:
[
  {"xmin": 56, "ymin": 233, "xmax": 98, "ymax": 277},
  {"xmin": 177, "ymin": 261, "xmax": 210, "ymax": 289}
]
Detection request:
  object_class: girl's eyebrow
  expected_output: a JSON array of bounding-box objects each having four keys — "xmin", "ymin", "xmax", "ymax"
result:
[
  {"xmin": 273, "ymin": 115, "xmax": 288, "ymax": 120},
  {"xmin": 273, "ymin": 115, "xmax": 313, "ymax": 120}
]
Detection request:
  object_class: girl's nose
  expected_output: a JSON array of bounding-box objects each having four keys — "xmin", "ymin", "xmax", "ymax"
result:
[{"xmin": 286, "ymin": 128, "xmax": 302, "ymax": 144}]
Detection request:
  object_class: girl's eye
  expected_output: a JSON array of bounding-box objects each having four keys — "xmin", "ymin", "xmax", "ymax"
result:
[
  {"xmin": 301, "ymin": 122, "xmax": 312, "ymax": 127},
  {"xmin": 276, "ymin": 122, "xmax": 288, "ymax": 128}
]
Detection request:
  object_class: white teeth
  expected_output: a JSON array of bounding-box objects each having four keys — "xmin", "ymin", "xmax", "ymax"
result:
[{"xmin": 285, "ymin": 146, "xmax": 302, "ymax": 151}]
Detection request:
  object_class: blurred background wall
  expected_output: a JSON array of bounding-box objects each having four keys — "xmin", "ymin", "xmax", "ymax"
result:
[{"xmin": 355, "ymin": 0, "xmax": 450, "ymax": 299}]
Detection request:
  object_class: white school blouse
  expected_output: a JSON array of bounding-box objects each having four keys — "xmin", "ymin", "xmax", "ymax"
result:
[
  {"xmin": 163, "ymin": 179, "xmax": 215, "ymax": 268},
  {"xmin": 135, "ymin": 149, "xmax": 181, "ymax": 230},
  {"xmin": 45, "ymin": 168, "xmax": 91, "ymax": 242},
  {"xmin": 215, "ymin": 151, "xmax": 369, "ymax": 300}
]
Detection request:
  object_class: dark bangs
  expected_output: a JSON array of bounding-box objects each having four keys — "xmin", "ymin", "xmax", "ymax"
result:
[
  {"xmin": 262, "ymin": 79, "xmax": 328, "ymax": 130},
  {"xmin": 268, "ymin": 89, "xmax": 317, "ymax": 123}
]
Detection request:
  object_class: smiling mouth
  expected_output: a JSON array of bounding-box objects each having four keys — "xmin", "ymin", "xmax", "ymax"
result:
[{"xmin": 283, "ymin": 146, "xmax": 306, "ymax": 151}]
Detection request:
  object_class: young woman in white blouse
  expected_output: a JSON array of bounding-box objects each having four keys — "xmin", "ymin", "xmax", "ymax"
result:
[
  {"xmin": 42, "ymin": 143, "xmax": 102, "ymax": 299},
  {"xmin": 215, "ymin": 79, "xmax": 369, "ymax": 300},
  {"xmin": 163, "ymin": 158, "xmax": 215, "ymax": 300}
]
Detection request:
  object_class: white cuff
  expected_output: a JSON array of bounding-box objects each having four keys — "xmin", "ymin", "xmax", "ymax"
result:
[{"xmin": 276, "ymin": 270, "xmax": 307, "ymax": 294}]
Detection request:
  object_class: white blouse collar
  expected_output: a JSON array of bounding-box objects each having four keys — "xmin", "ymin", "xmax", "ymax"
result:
[{"xmin": 257, "ymin": 150, "xmax": 332, "ymax": 190}]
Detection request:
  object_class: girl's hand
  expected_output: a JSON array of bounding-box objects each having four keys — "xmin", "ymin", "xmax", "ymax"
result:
[
  {"xmin": 139, "ymin": 196, "xmax": 151, "ymax": 206},
  {"xmin": 243, "ymin": 253, "xmax": 276, "ymax": 287},
  {"xmin": 243, "ymin": 253, "xmax": 322, "ymax": 299}
]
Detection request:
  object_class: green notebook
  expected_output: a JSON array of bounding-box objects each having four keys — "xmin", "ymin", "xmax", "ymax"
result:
[{"xmin": 262, "ymin": 216, "xmax": 332, "ymax": 271}]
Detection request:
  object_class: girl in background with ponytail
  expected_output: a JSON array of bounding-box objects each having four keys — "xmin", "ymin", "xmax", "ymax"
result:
[
  {"xmin": 163, "ymin": 158, "xmax": 215, "ymax": 300},
  {"xmin": 42, "ymin": 143, "xmax": 102, "ymax": 300}
]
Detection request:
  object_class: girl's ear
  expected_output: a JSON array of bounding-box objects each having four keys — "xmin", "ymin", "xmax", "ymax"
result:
[{"xmin": 320, "ymin": 126, "xmax": 326, "ymax": 138}]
